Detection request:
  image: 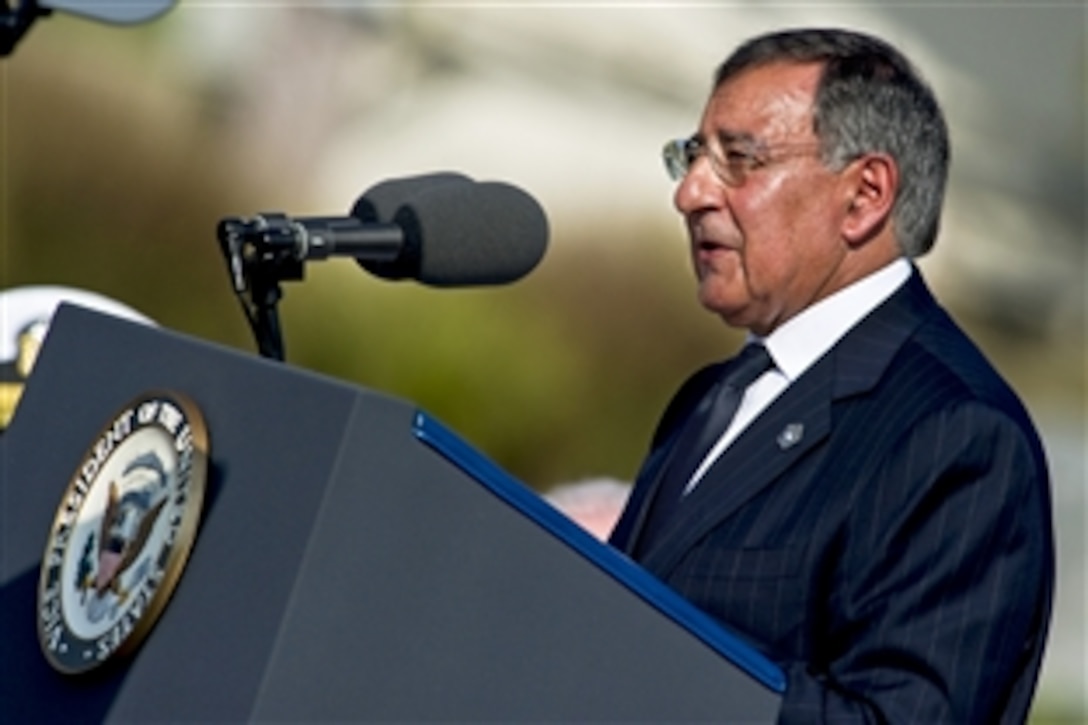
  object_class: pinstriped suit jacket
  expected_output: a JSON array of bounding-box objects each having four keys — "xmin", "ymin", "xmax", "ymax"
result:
[{"xmin": 610, "ymin": 271, "xmax": 1053, "ymax": 723}]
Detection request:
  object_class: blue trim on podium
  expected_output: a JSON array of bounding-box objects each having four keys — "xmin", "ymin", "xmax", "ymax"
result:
[{"xmin": 413, "ymin": 411, "xmax": 787, "ymax": 695}]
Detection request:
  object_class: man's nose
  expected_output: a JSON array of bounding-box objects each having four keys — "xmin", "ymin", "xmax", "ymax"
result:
[{"xmin": 673, "ymin": 157, "xmax": 723, "ymax": 216}]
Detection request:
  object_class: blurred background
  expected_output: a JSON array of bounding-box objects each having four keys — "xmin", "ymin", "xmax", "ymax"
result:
[{"xmin": 1, "ymin": 1, "xmax": 1083, "ymax": 719}]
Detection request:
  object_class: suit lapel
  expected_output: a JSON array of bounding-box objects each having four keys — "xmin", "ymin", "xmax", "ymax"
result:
[
  {"xmin": 628, "ymin": 269, "xmax": 941, "ymax": 577},
  {"xmin": 608, "ymin": 443, "xmax": 672, "ymax": 552},
  {"xmin": 639, "ymin": 358, "xmax": 834, "ymax": 575},
  {"xmin": 611, "ymin": 363, "xmax": 726, "ymax": 554}
]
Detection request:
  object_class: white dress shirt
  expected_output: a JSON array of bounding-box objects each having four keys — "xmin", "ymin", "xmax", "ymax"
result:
[{"xmin": 684, "ymin": 258, "xmax": 912, "ymax": 495}]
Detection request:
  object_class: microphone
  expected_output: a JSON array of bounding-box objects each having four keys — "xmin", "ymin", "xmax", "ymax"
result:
[
  {"xmin": 2, "ymin": 1, "xmax": 177, "ymax": 58},
  {"xmin": 38, "ymin": 0, "xmax": 175, "ymax": 24},
  {"xmin": 218, "ymin": 174, "xmax": 548, "ymax": 289},
  {"xmin": 356, "ymin": 175, "xmax": 549, "ymax": 286}
]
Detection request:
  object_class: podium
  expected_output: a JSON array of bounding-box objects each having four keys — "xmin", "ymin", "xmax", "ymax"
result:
[{"xmin": 1, "ymin": 304, "xmax": 783, "ymax": 722}]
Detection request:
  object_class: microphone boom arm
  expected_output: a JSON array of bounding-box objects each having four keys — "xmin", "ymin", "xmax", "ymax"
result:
[
  {"xmin": 217, "ymin": 214, "xmax": 302, "ymax": 362},
  {"xmin": 216, "ymin": 213, "xmax": 404, "ymax": 361}
]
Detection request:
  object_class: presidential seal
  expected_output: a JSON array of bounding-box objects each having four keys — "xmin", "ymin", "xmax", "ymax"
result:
[{"xmin": 37, "ymin": 392, "xmax": 209, "ymax": 674}]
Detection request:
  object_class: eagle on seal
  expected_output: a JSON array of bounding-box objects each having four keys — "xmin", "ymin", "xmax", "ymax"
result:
[{"xmin": 84, "ymin": 452, "xmax": 170, "ymax": 603}]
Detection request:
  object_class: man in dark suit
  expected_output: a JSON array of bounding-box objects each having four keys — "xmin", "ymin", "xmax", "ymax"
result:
[{"xmin": 609, "ymin": 28, "xmax": 1053, "ymax": 723}]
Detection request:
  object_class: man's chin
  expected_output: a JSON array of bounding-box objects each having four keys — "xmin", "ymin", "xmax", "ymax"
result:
[{"xmin": 696, "ymin": 291, "xmax": 749, "ymax": 330}]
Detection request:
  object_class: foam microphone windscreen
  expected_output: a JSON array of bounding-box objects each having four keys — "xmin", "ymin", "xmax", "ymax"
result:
[
  {"xmin": 352, "ymin": 172, "xmax": 474, "ymax": 281},
  {"xmin": 353, "ymin": 175, "xmax": 548, "ymax": 287},
  {"xmin": 400, "ymin": 180, "xmax": 549, "ymax": 287},
  {"xmin": 353, "ymin": 172, "xmax": 474, "ymax": 223}
]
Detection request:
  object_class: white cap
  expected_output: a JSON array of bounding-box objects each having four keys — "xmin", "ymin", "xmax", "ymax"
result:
[{"xmin": 0, "ymin": 285, "xmax": 154, "ymax": 363}]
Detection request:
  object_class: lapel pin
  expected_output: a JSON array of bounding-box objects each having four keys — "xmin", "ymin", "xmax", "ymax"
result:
[{"xmin": 777, "ymin": 423, "xmax": 804, "ymax": 450}]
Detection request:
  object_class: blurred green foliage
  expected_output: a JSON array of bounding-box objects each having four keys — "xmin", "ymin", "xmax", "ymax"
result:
[
  {"xmin": 1, "ymin": 17, "xmax": 740, "ymax": 490},
  {"xmin": 2, "ymin": 19, "xmax": 252, "ymax": 347},
  {"xmin": 3, "ymin": 13, "xmax": 1081, "ymax": 494},
  {"xmin": 3, "ymin": 12, "xmax": 1080, "ymax": 496}
]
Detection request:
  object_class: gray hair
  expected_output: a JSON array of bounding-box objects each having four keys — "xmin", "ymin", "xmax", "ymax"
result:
[{"xmin": 714, "ymin": 28, "xmax": 950, "ymax": 257}]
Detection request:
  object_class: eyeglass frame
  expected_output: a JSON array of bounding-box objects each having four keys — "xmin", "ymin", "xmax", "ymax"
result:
[{"xmin": 663, "ymin": 133, "xmax": 826, "ymax": 187}]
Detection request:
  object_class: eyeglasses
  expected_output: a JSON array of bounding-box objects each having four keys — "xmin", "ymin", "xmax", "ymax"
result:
[{"xmin": 662, "ymin": 135, "xmax": 823, "ymax": 187}]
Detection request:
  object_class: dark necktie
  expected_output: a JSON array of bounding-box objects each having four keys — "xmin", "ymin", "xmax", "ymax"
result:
[{"xmin": 638, "ymin": 343, "xmax": 774, "ymax": 548}]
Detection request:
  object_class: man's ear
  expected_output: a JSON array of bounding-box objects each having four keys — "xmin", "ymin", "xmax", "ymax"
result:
[{"xmin": 841, "ymin": 154, "xmax": 897, "ymax": 246}]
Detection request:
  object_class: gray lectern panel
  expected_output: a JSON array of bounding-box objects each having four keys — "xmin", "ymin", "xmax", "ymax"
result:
[{"xmin": 1, "ymin": 304, "xmax": 781, "ymax": 722}]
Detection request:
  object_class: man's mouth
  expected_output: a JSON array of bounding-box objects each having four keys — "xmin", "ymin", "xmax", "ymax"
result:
[{"xmin": 696, "ymin": 238, "xmax": 735, "ymax": 255}]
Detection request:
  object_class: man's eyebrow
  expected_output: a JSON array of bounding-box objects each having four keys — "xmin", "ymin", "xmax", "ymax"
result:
[{"xmin": 715, "ymin": 129, "xmax": 759, "ymax": 147}]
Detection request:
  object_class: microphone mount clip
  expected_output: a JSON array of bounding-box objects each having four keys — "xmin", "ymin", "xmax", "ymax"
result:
[{"xmin": 217, "ymin": 214, "xmax": 306, "ymax": 362}]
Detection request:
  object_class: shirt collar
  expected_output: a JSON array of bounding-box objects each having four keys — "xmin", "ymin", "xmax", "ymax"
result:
[{"xmin": 751, "ymin": 258, "xmax": 912, "ymax": 382}]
